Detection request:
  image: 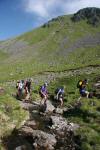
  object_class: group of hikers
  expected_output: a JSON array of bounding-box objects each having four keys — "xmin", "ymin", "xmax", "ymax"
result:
[
  {"xmin": 16, "ymin": 79, "xmax": 31, "ymax": 100},
  {"xmin": 39, "ymin": 82, "xmax": 65, "ymax": 106},
  {"xmin": 16, "ymin": 78, "xmax": 93, "ymax": 106}
]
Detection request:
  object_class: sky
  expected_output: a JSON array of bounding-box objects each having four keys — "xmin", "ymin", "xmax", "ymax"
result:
[{"xmin": 0, "ymin": 0, "xmax": 100, "ymax": 40}]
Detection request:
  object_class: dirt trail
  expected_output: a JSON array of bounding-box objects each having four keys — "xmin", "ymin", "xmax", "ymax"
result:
[
  {"xmin": 2, "ymin": 65, "xmax": 100, "ymax": 87},
  {"xmin": 31, "ymin": 65, "xmax": 100, "ymax": 85}
]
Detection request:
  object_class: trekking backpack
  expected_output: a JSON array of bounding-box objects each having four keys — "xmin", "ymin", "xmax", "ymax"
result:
[
  {"xmin": 16, "ymin": 82, "xmax": 19, "ymax": 88},
  {"xmin": 77, "ymin": 80, "xmax": 83, "ymax": 88},
  {"xmin": 39, "ymin": 86, "xmax": 42, "ymax": 94},
  {"xmin": 18, "ymin": 82, "xmax": 23, "ymax": 90},
  {"xmin": 55, "ymin": 88, "xmax": 60, "ymax": 94}
]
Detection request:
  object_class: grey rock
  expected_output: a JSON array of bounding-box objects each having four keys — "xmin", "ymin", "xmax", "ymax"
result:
[
  {"xmin": 45, "ymin": 100, "xmax": 55, "ymax": 113},
  {"xmin": 50, "ymin": 116, "xmax": 79, "ymax": 132},
  {"xmin": 21, "ymin": 102, "xmax": 39, "ymax": 111},
  {"xmin": 25, "ymin": 120, "xmax": 38, "ymax": 130},
  {"xmin": 19, "ymin": 126, "xmax": 34, "ymax": 136},
  {"xmin": 55, "ymin": 108, "xmax": 64, "ymax": 115},
  {"xmin": 32, "ymin": 130, "xmax": 57, "ymax": 150}
]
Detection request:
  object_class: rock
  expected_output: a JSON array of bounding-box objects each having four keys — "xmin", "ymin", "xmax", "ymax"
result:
[
  {"xmin": 15, "ymin": 143, "xmax": 33, "ymax": 150},
  {"xmin": 15, "ymin": 145, "xmax": 27, "ymax": 150},
  {"xmin": 50, "ymin": 116, "xmax": 79, "ymax": 132},
  {"xmin": 39, "ymin": 100, "xmax": 55, "ymax": 113},
  {"xmin": 39, "ymin": 102, "xmax": 47, "ymax": 113},
  {"xmin": 24, "ymin": 120, "xmax": 38, "ymax": 130},
  {"xmin": 67, "ymin": 123, "xmax": 79, "ymax": 132},
  {"xmin": 54, "ymin": 108, "xmax": 63, "ymax": 115},
  {"xmin": 50, "ymin": 116, "xmax": 68, "ymax": 130},
  {"xmin": 21, "ymin": 102, "xmax": 39, "ymax": 111},
  {"xmin": 46, "ymin": 116, "xmax": 79, "ymax": 150},
  {"xmin": 32, "ymin": 130, "xmax": 57, "ymax": 150},
  {"xmin": 45, "ymin": 100, "xmax": 55, "ymax": 113},
  {"xmin": 94, "ymin": 82, "xmax": 100, "ymax": 89},
  {"xmin": 71, "ymin": 7, "xmax": 100, "ymax": 26},
  {"xmin": 19, "ymin": 126, "xmax": 34, "ymax": 136}
]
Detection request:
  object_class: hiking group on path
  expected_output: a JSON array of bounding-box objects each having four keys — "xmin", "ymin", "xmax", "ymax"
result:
[
  {"xmin": 16, "ymin": 79, "xmax": 32, "ymax": 101},
  {"xmin": 15, "ymin": 77, "xmax": 96, "ymax": 109}
]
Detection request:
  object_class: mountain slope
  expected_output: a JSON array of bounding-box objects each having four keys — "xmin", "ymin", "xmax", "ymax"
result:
[
  {"xmin": 0, "ymin": 8, "xmax": 100, "ymax": 150},
  {"xmin": 0, "ymin": 7, "xmax": 100, "ymax": 81}
]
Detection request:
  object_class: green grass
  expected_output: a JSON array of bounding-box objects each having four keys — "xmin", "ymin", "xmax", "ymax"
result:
[
  {"xmin": 0, "ymin": 91, "xmax": 28, "ymax": 138},
  {"xmin": 0, "ymin": 15, "xmax": 100, "ymax": 81},
  {"xmin": 0, "ymin": 13, "xmax": 100, "ymax": 149}
]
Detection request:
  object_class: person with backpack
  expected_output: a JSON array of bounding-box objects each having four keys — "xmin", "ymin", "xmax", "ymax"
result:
[
  {"xmin": 39, "ymin": 82, "xmax": 48, "ymax": 104},
  {"xmin": 55, "ymin": 86, "xmax": 65, "ymax": 106},
  {"xmin": 24, "ymin": 79, "xmax": 32, "ymax": 94},
  {"xmin": 77, "ymin": 79, "xmax": 89, "ymax": 98},
  {"xmin": 24, "ymin": 79, "xmax": 32, "ymax": 101},
  {"xmin": 17, "ymin": 80, "xmax": 25, "ymax": 99}
]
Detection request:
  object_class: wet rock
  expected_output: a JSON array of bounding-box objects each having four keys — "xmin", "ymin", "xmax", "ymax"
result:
[{"xmin": 32, "ymin": 130, "xmax": 57, "ymax": 150}]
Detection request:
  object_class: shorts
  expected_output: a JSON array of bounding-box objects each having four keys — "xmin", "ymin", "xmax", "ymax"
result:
[{"xmin": 80, "ymin": 89, "xmax": 89, "ymax": 96}]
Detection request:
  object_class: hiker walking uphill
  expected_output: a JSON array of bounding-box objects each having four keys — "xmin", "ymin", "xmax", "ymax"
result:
[
  {"xmin": 55, "ymin": 86, "xmax": 65, "ymax": 106},
  {"xmin": 25, "ymin": 79, "xmax": 31, "ymax": 94},
  {"xmin": 39, "ymin": 82, "xmax": 48, "ymax": 104},
  {"xmin": 77, "ymin": 79, "xmax": 89, "ymax": 98},
  {"xmin": 16, "ymin": 80, "xmax": 25, "ymax": 99},
  {"xmin": 24, "ymin": 79, "xmax": 32, "ymax": 101}
]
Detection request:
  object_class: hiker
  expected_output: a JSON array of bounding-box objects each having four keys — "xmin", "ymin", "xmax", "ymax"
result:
[
  {"xmin": 24, "ymin": 79, "xmax": 32, "ymax": 101},
  {"xmin": 24, "ymin": 79, "xmax": 32, "ymax": 94},
  {"xmin": 16, "ymin": 80, "xmax": 20, "ymax": 98},
  {"xmin": 39, "ymin": 82, "xmax": 48, "ymax": 104},
  {"xmin": 77, "ymin": 79, "xmax": 89, "ymax": 98},
  {"xmin": 55, "ymin": 86, "xmax": 65, "ymax": 106},
  {"xmin": 16, "ymin": 80, "xmax": 25, "ymax": 99}
]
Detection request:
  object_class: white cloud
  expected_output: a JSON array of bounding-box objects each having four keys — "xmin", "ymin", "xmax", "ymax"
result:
[{"xmin": 22, "ymin": 0, "xmax": 100, "ymax": 19}]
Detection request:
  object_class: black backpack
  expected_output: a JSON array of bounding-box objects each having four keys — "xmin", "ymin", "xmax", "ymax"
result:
[
  {"xmin": 55, "ymin": 88, "xmax": 60, "ymax": 94},
  {"xmin": 39, "ymin": 86, "xmax": 42, "ymax": 94}
]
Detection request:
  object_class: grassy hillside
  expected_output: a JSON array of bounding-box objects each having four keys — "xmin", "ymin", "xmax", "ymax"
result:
[
  {"xmin": 0, "ymin": 13, "xmax": 100, "ymax": 81},
  {"xmin": 0, "ymin": 7, "xmax": 100, "ymax": 149}
]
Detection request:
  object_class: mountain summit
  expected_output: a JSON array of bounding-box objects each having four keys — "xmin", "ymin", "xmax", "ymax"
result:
[{"xmin": 71, "ymin": 7, "xmax": 100, "ymax": 26}]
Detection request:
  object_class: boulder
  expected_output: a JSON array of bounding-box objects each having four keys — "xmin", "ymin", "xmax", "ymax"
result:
[
  {"xmin": 39, "ymin": 100, "xmax": 55, "ymax": 113},
  {"xmin": 24, "ymin": 120, "xmax": 38, "ymax": 130},
  {"xmin": 54, "ymin": 107, "xmax": 64, "ymax": 115},
  {"xmin": 19, "ymin": 126, "xmax": 34, "ymax": 136},
  {"xmin": 21, "ymin": 103, "xmax": 39, "ymax": 111},
  {"xmin": 49, "ymin": 115, "xmax": 79, "ymax": 132},
  {"xmin": 45, "ymin": 100, "xmax": 55, "ymax": 113},
  {"xmin": 32, "ymin": 130, "xmax": 57, "ymax": 150}
]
